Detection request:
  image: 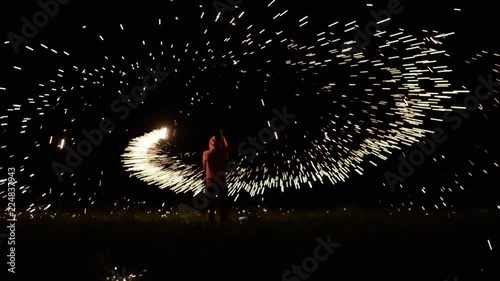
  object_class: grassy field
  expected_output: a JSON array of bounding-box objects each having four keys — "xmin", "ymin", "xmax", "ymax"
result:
[{"xmin": 6, "ymin": 207, "xmax": 500, "ymax": 281}]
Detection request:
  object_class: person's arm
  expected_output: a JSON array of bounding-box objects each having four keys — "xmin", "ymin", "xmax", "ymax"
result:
[
  {"xmin": 219, "ymin": 129, "xmax": 231, "ymax": 158},
  {"xmin": 202, "ymin": 151, "xmax": 208, "ymax": 169},
  {"xmin": 222, "ymin": 136, "xmax": 231, "ymax": 156}
]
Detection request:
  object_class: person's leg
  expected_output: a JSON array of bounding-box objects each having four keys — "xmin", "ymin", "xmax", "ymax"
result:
[
  {"xmin": 205, "ymin": 183, "xmax": 216, "ymax": 225},
  {"xmin": 219, "ymin": 184, "xmax": 229, "ymax": 223}
]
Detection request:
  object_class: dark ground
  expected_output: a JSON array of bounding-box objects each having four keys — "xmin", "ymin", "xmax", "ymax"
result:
[{"xmin": 7, "ymin": 207, "xmax": 500, "ymax": 281}]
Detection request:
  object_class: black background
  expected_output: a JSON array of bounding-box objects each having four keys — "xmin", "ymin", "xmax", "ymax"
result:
[{"xmin": 1, "ymin": 0, "xmax": 499, "ymax": 211}]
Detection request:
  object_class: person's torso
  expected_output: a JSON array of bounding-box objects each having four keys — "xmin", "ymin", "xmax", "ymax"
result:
[{"xmin": 205, "ymin": 149, "xmax": 227, "ymax": 182}]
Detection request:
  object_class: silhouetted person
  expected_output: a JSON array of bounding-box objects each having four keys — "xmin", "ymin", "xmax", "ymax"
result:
[{"xmin": 202, "ymin": 129, "xmax": 231, "ymax": 225}]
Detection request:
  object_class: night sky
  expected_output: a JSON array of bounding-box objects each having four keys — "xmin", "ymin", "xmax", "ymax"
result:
[{"xmin": 1, "ymin": 0, "xmax": 499, "ymax": 212}]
